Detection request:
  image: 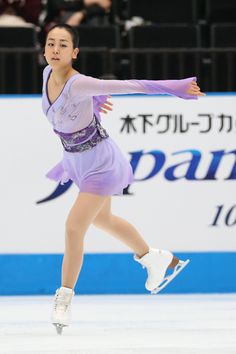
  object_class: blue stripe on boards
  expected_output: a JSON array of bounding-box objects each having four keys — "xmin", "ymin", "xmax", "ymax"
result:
[{"xmin": 0, "ymin": 252, "xmax": 235, "ymax": 295}]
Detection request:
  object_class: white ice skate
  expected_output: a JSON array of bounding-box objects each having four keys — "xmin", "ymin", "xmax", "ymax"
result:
[
  {"xmin": 51, "ymin": 286, "xmax": 74, "ymax": 335},
  {"xmin": 134, "ymin": 248, "xmax": 190, "ymax": 294}
]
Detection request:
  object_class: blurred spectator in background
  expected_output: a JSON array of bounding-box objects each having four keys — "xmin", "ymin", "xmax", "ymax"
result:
[
  {"xmin": 41, "ymin": 0, "xmax": 112, "ymax": 33},
  {"xmin": 67, "ymin": 0, "xmax": 112, "ymax": 26},
  {"xmin": 0, "ymin": 0, "xmax": 42, "ymax": 26}
]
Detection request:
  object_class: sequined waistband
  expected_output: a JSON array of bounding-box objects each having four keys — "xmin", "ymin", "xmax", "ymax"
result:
[{"xmin": 53, "ymin": 115, "xmax": 109, "ymax": 153}]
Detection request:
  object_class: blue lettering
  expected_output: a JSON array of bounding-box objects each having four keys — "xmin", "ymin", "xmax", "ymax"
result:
[
  {"xmin": 129, "ymin": 150, "xmax": 165, "ymax": 181},
  {"xmin": 164, "ymin": 150, "xmax": 201, "ymax": 181}
]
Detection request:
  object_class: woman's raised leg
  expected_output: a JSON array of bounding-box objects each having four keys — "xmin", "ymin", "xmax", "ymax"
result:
[
  {"xmin": 93, "ymin": 197, "xmax": 178, "ymax": 268},
  {"xmin": 92, "ymin": 197, "xmax": 150, "ymax": 257}
]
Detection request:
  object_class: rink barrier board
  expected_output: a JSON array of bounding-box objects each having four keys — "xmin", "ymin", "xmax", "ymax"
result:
[
  {"xmin": 1, "ymin": 93, "xmax": 236, "ymax": 295},
  {"xmin": 0, "ymin": 252, "xmax": 236, "ymax": 295}
]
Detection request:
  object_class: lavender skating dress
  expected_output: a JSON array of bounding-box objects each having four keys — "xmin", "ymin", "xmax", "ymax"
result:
[{"xmin": 42, "ymin": 65, "xmax": 197, "ymax": 196}]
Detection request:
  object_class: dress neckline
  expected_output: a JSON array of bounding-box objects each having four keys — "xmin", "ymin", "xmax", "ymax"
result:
[{"xmin": 46, "ymin": 68, "xmax": 80, "ymax": 107}]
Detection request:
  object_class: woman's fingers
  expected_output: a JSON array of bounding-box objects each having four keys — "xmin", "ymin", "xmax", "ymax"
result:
[
  {"xmin": 191, "ymin": 91, "xmax": 205, "ymax": 96},
  {"xmin": 191, "ymin": 82, "xmax": 200, "ymax": 90},
  {"xmin": 101, "ymin": 103, "xmax": 113, "ymax": 110},
  {"xmin": 187, "ymin": 81, "xmax": 206, "ymax": 96},
  {"xmin": 100, "ymin": 96, "xmax": 113, "ymax": 113},
  {"xmin": 99, "ymin": 99, "xmax": 113, "ymax": 113},
  {"xmin": 195, "ymin": 91, "xmax": 205, "ymax": 96},
  {"xmin": 189, "ymin": 88, "xmax": 205, "ymax": 96},
  {"xmin": 105, "ymin": 99, "xmax": 113, "ymax": 106},
  {"xmin": 100, "ymin": 109, "xmax": 108, "ymax": 114}
]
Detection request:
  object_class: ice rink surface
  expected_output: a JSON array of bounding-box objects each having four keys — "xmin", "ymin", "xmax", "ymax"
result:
[{"xmin": 0, "ymin": 293, "xmax": 235, "ymax": 354}]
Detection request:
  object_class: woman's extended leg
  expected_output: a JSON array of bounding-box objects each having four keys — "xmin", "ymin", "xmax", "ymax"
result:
[
  {"xmin": 93, "ymin": 197, "xmax": 178, "ymax": 268},
  {"xmin": 61, "ymin": 192, "xmax": 109, "ymax": 289}
]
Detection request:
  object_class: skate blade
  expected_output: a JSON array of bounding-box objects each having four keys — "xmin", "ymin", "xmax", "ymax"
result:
[
  {"xmin": 53, "ymin": 323, "xmax": 66, "ymax": 335},
  {"xmin": 151, "ymin": 259, "xmax": 190, "ymax": 294}
]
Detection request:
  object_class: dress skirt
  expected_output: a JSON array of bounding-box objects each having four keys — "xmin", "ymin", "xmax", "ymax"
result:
[{"xmin": 46, "ymin": 137, "xmax": 134, "ymax": 196}]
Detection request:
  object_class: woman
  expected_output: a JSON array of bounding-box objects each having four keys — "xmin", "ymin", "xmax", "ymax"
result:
[{"xmin": 42, "ymin": 24, "xmax": 205, "ymax": 335}]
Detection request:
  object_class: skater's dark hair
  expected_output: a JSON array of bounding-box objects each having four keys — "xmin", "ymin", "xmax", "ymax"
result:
[{"xmin": 46, "ymin": 24, "xmax": 79, "ymax": 48}]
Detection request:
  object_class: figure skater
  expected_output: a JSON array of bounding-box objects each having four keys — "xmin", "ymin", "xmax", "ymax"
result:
[{"xmin": 42, "ymin": 24, "xmax": 205, "ymax": 335}]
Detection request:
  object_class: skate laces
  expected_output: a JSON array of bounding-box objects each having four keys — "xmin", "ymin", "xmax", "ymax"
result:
[{"xmin": 54, "ymin": 290, "xmax": 71, "ymax": 311}]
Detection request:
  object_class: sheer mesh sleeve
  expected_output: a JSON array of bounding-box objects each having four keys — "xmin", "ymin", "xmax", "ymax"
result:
[{"xmin": 70, "ymin": 74, "xmax": 198, "ymax": 100}]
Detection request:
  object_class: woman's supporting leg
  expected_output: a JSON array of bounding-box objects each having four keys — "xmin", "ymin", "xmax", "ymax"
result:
[
  {"xmin": 61, "ymin": 192, "xmax": 109, "ymax": 289},
  {"xmin": 93, "ymin": 197, "xmax": 179, "ymax": 268}
]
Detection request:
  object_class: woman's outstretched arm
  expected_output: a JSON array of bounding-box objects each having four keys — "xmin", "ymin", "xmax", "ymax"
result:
[{"xmin": 71, "ymin": 74, "xmax": 205, "ymax": 100}]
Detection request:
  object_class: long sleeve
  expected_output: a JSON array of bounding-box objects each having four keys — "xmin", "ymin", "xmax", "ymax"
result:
[{"xmin": 71, "ymin": 74, "xmax": 198, "ymax": 100}]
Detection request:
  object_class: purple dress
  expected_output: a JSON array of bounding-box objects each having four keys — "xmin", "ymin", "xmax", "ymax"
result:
[{"xmin": 42, "ymin": 65, "xmax": 197, "ymax": 195}]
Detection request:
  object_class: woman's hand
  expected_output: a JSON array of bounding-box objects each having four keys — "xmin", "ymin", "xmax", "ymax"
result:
[
  {"xmin": 66, "ymin": 11, "xmax": 85, "ymax": 26},
  {"xmin": 99, "ymin": 95, "xmax": 113, "ymax": 114},
  {"xmin": 186, "ymin": 80, "xmax": 205, "ymax": 97},
  {"xmin": 84, "ymin": 0, "xmax": 112, "ymax": 10}
]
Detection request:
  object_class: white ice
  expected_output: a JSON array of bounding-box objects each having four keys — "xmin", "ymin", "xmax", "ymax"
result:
[{"xmin": 0, "ymin": 294, "xmax": 236, "ymax": 354}]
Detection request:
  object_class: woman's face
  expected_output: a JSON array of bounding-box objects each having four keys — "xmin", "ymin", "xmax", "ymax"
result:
[{"xmin": 44, "ymin": 28, "xmax": 79, "ymax": 68}]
